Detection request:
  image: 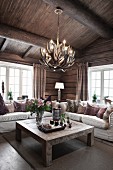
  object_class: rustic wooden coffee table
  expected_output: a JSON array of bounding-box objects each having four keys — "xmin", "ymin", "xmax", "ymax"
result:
[{"xmin": 16, "ymin": 117, "xmax": 94, "ymax": 167}]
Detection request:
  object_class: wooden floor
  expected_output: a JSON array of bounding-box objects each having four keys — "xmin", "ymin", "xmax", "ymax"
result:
[
  {"xmin": 0, "ymin": 134, "xmax": 113, "ymax": 170},
  {"xmin": 0, "ymin": 135, "xmax": 33, "ymax": 170}
]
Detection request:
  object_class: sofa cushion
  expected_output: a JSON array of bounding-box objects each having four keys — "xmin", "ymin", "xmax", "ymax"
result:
[
  {"xmin": 77, "ymin": 103, "xmax": 86, "ymax": 114},
  {"xmin": 5, "ymin": 103, "xmax": 15, "ymax": 113},
  {"xmin": 84, "ymin": 103, "xmax": 99, "ymax": 116},
  {"xmin": 66, "ymin": 99, "xmax": 79, "ymax": 113},
  {"xmin": 51, "ymin": 101, "xmax": 59, "ymax": 109},
  {"xmin": 14, "ymin": 101, "xmax": 26, "ymax": 112},
  {"xmin": 65, "ymin": 112, "xmax": 82, "ymax": 122},
  {"xmin": 0, "ymin": 112, "xmax": 29, "ymax": 122},
  {"xmin": 96, "ymin": 107, "xmax": 107, "ymax": 119},
  {"xmin": 82, "ymin": 115, "xmax": 109, "ymax": 129},
  {"xmin": 28, "ymin": 111, "xmax": 52, "ymax": 119},
  {"xmin": 103, "ymin": 105, "xmax": 113, "ymax": 122},
  {"xmin": 59, "ymin": 102, "xmax": 67, "ymax": 114},
  {"xmin": 0, "ymin": 93, "xmax": 9, "ymax": 115}
]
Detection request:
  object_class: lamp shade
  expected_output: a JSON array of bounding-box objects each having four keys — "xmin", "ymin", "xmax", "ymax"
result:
[{"xmin": 55, "ymin": 82, "xmax": 64, "ymax": 89}]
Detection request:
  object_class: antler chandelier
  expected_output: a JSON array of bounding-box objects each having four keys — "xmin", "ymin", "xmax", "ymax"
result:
[{"xmin": 40, "ymin": 7, "xmax": 75, "ymax": 72}]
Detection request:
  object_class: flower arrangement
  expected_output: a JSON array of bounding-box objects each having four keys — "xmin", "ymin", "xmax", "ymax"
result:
[{"xmin": 26, "ymin": 99, "xmax": 51, "ymax": 115}]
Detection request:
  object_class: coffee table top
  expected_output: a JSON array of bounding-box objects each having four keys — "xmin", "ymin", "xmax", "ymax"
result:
[{"xmin": 16, "ymin": 117, "xmax": 94, "ymax": 143}]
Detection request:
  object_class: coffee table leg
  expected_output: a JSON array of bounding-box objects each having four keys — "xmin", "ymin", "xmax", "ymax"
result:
[
  {"xmin": 87, "ymin": 130, "xmax": 94, "ymax": 146},
  {"xmin": 42, "ymin": 142, "xmax": 52, "ymax": 167},
  {"xmin": 16, "ymin": 126, "xmax": 21, "ymax": 142}
]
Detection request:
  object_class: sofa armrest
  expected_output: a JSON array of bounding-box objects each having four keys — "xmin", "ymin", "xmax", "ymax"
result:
[{"xmin": 109, "ymin": 112, "xmax": 113, "ymax": 127}]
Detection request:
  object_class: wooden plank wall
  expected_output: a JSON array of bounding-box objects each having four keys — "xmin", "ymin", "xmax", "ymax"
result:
[
  {"xmin": 46, "ymin": 70, "xmax": 61, "ymax": 100},
  {"xmin": 81, "ymin": 38, "xmax": 113, "ymax": 66},
  {"xmin": 61, "ymin": 66, "xmax": 77, "ymax": 100}
]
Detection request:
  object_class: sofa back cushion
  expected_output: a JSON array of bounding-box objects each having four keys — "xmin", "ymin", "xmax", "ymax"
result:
[
  {"xmin": 5, "ymin": 103, "xmax": 15, "ymax": 113},
  {"xmin": 59, "ymin": 102, "xmax": 67, "ymax": 114},
  {"xmin": 84, "ymin": 103, "xmax": 99, "ymax": 116},
  {"xmin": 96, "ymin": 107, "xmax": 107, "ymax": 119},
  {"xmin": 66, "ymin": 99, "xmax": 79, "ymax": 113},
  {"xmin": 0, "ymin": 93, "xmax": 9, "ymax": 115},
  {"xmin": 103, "ymin": 105, "xmax": 113, "ymax": 122},
  {"xmin": 14, "ymin": 101, "xmax": 26, "ymax": 112},
  {"xmin": 77, "ymin": 103, "xmax": 86, "ymax": 114}
]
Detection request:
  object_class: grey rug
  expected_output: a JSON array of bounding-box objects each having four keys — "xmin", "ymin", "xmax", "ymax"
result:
[{"xmin": 3, "ymin": 131, "xmax": 113, "ymax": 170}]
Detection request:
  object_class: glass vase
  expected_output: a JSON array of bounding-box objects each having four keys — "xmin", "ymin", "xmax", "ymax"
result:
[{"xmin": 35, "ymin": 111, "xmax": 44, "ymax": 126}]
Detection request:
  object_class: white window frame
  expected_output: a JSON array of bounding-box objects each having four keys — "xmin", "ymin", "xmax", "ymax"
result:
[
  {"xmin": 88, "ymin": 64, "xmax": 113, "ymax": 103},
  {"xmin": 0, "ymin": 61, "xmax": 33, "ymax": 100}
]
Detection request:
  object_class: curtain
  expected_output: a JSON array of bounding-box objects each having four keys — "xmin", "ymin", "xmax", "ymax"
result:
[
  {"xmin": 76, "ymin": 63, "xmax": 88, "ymax": 101},
  {"xmin": 33, "ymin": 64, "xmax": 46, "ymax": 99}
]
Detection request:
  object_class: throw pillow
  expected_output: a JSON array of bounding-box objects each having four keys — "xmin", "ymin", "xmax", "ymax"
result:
[
  {"xmin": 0, "ymin": 93, "xmax": 9, "ymax": 115},
  {"xmin": 77, "ymin": 103, "xmax": 86, "ymax": 114},
  {"xmin": 103, "ymin": 106, "xmax": 113, "ymax": 122},
  {"xmin": 84, "ymin": 103, "xmax": 99, "ymax": 116},
  {"xmin": 96, "ymin": 107, "xmax": 107, "ymax": 119},
  {"xmin": 66, "ymin": 99, "xmax": 80, "ymax": 113},
  {"xmin": 59, "ymin": 102, "xmax": 67, "ymax": 114},
  {"xmin": 5, "ymin": 103, "xmax": 15, "ymax": 113},
  {"xmin": 14, "ymin": 101, "xmax": 26, "ymax": 112},
  {"xmin": 51, "ymin": 101, "xmax": 59, "ymax": 109}
]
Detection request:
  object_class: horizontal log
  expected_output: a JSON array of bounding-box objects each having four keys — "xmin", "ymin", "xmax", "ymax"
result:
[
  {"xmin": 0, "ymin": 23, "xmax": 49, "ymax": 47},
  {"xmin": 62, "ymin": 94, "xmax": 76, "ymax": 100},
  {"xmin": 45, "ymin": 90, "xmax": 57, "ymax": 96},
  {"xmin": 43, "ymin": 0, "xmax": 113, "ymax": 38},
  {"xmin": 63, "ymin": 88, "xmax": 76, "ymax": 94},
  {"xmin": 63, "ymin": 75, "xmax": 77, "ymax": 83},
  {"xmin": 46, "ymin": 71, "xmax": 61, "ymax": 79},
  {"xmin": 64, "ymin": 82, "xmax": 77, "ymax": 88},
  {"xmin": 0, "ymin": 52, "xmax": 39, "ymax": 65}
]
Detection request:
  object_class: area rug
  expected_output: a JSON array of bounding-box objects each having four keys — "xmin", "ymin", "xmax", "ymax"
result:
[{"xmin": 3, "ymin": 132, "xmax": 87, "ymax": 170}]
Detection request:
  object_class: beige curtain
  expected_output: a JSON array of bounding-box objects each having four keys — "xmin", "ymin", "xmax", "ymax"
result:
[
  {"xmin": 76, "ymin": 63, "xmax": 88, "ymax": 101},
  {"xmin": 33, "ymin": 64, "xmax": 46, "ymax": 99}
]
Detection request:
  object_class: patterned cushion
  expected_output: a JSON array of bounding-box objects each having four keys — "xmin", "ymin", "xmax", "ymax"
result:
[
  {"xmin": 77, "ymin": 103, "xmax": 86, "ymax": 114},
  {"xmin": 96, "ymin": 107, "xmax": 107, "ymax": 119},
  {"xmin": 5, "ymin": 103, "xmax": 15, "ymax": 113},
  {"xmin": 84, "ymin": 103, "xmax": 99, "ymax": 116},
  {"xmin": 14, "ymin": 101, "xmax": 26, "ymax": 112},
  {"xmin": 0, "ymin": 93, "xmax": 9, "ymax": 115},
  {"xmin": 66, "ymin": 99, "xmax": 79, "ymax": 113}
]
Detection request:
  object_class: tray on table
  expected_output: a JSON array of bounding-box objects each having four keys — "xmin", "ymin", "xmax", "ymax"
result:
[{"xmin": 38, "ymin": 124, "xmax": 65, "ymax": 133}]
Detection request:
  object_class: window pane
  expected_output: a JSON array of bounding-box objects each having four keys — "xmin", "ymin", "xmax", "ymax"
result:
[
  {"xmin": 15, "ymin": 69, "xmax": 19, "ymax": 76},
  {"xmin": 9, "ymin": 77, "xmax": 14, "ymax": 84},
  {"xmin": 15, "ymin": 77, "xmax": 19, "ymax": 84},
  {"xmin": 110, "ymin": 80, "xmax": 113, "ymax": 88},
  {"xmin": 104, "ymin": 71, "xmax": 109, "ymax": 79},
  {"xmin": 92, "ymin": 80, "xmax": 95, "ymax": 87},
  {"xmin": 109, "ymin": 89, "xmax": 113, "ymax": 95},
  {"xmin": 15, "ymin": 85, "xmax": 19, "ymax": 92},
  {"xmin": 104, "ymin": 80, "xmax": 109, "ymax": 87},
  {"xmin": 104, "ymin": 88, "xmax": 109, "ymax": 96},
  {"xmin": 96, "ymin": 80, "xmax": 101, "ymax": 87},
  {"xmin": 95, "ymin": 88, "xmax": 100, "ymax": 96},
  {"xmin": 96, "ymin": 72, "xmax": 101, "ymax": 79},
  {"xmin": 92, "ymin": 72, "xmax": 96, "ymax": 79},
  {"xmin": 9, "ymin": 85, "xmax": 14, "ymax": 92},
  {"xmin": 9, "ymin": 68, "xmax": 14, "ymax": 76},
  {"xmin": 1, "ymin": 67, "xmax": 6, "ymax": 75},
  {"xmin": 22, "ymin": 70, "xmax": 27, "ymax": 77}
]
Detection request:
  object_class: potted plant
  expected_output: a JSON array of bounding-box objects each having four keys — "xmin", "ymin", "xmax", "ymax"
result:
[
  {"xmin": 92, "ymin": 92, "xmax": 97, "ymax": 103},
  {"xmin": 26, "ymin": 99, "xmax": 51, "ymax": 125},
  {"xmin": 8, "ymin": 91, "xmax": 13, "ymax": 101}
]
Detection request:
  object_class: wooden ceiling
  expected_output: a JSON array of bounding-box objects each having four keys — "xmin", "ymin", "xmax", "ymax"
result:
[{"xmin": 0, "ymin": 0, "xmax": 113, "ymax": 65}]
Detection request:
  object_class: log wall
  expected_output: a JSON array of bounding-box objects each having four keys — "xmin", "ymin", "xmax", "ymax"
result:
[
  {"xmin": 80, "ymin": 38, "xmax": 113, "ymax": 66},
  {"xmin": 61, "ymin": 66, "xmax": 77, "ymax": 100},
  {"xmin": 46, "ymin": 70, "xmax": 61, "ymax": 100}
]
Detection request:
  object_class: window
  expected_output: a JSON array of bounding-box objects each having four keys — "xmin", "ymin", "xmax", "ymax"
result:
[
  {"xmin": 89, "ymin": 64, "xmax": 113, "ymax": 103},
  {"xmin": 0, "ymin": 61, "xmax": 33, "ymax": 100}
]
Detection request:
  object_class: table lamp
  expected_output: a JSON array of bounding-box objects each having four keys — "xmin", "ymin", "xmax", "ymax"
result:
[{"xmin": 55, "ymin": 82, "xmax": 64, "ymax": 101}]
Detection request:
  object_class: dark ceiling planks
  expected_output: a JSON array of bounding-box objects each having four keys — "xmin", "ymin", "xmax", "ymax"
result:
[{"xmin": 0, "ymin": 0, "xmax": 113, "ymax": 64}]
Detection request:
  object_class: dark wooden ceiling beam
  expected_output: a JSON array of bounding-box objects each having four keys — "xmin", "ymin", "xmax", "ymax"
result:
[
  {"xmin": 0, "ymin": 24, "xmax": 49, "ymax": 47},
  {"xmin": 0, "ymin": 38, "xmax": 9, "ymax": 51},
  {"xmin": 0, "ymin": 52, "xmax": 39, "ymax": 65},
  {"xmin": 43, "ymin": 0, "xmax": 113, "ymax": 38},
  {"xmin": 22, "ymin": 46, "xmax": 33, "ymax": 58}
]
